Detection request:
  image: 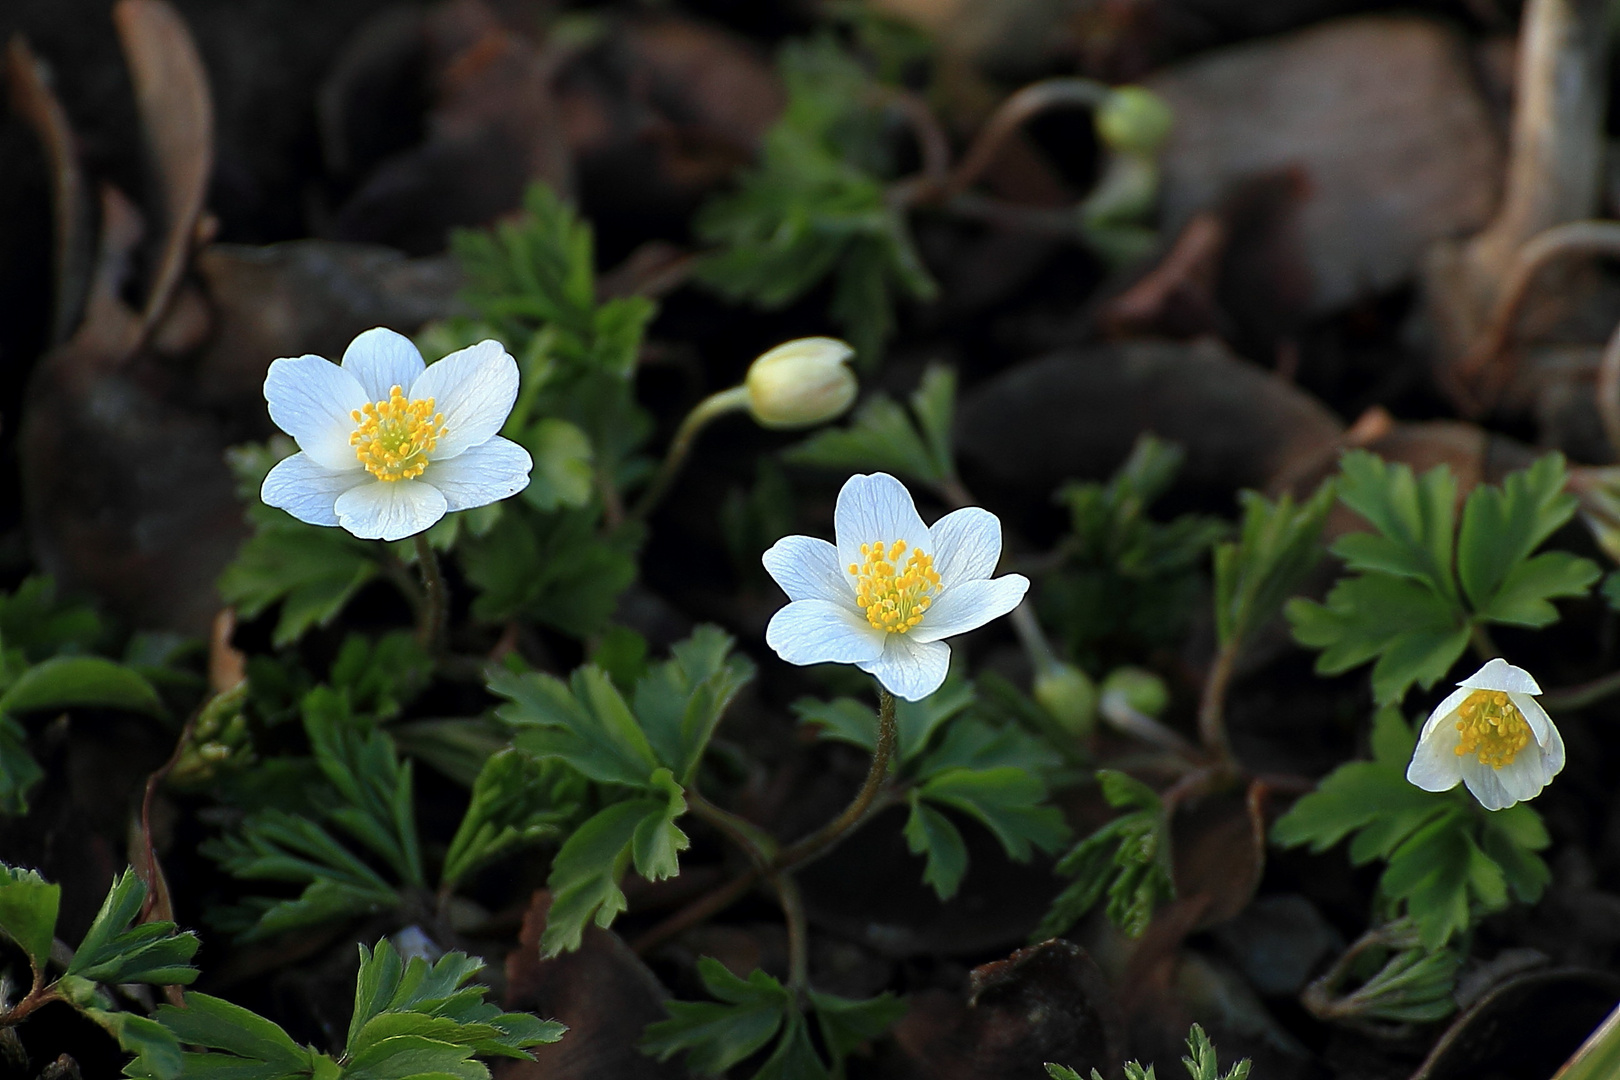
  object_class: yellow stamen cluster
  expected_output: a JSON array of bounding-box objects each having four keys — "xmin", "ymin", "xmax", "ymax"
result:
[
  {"xmin": 350, "ymin": 385, "xmax": 446, "ymax": 482},
  {"xmin": 1454, "ymin": 689, "xmax": 1532, "ymax": 769},
  {"xmin": 848, "ymin": 539, "xmax": 941, "ymax": 634}
]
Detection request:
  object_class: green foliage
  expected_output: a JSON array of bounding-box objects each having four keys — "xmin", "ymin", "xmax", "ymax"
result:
[
  {"xmin": 65, "ymin": 869, "xmax": 200, "ymax": 988},
  {"xmin": 0, "ymin": 574, "xmax": 169, "ymax": 814},
  {"xmin": 207, "ymin": 686, "xmax": 574, "ymax": 940},
  {"xmin": 0, "ymin": 863, "xmax": 199, "ymax": 1079},
  {"xmin": 461, "ymin": 507, "xmax": 641, "ymax": 637},
  {"xmin": 694, "ymin": 37, "xmax": 937, "ymax": 362},
  {"xmin": 141, "ymin": 941, "xmax": 563, "ymax": 1079},
  {"xmin": 1047, "ymin": 1023, "xmax": 1249, "ymax": 1080},
  {"xmin": 795, "ymin": 680, "xmax": 1068, "ymax": 901},
  {"xmin": 1041, "ymin": 435, "xmax": 1227, "ymax": 665},
  {"xmin": 491, "ymin": 627, "xmax": 755, "ymax": 953},
  {"xmin": 1289, "ymin": 452, "xmax": 1599, "ymax": 705},
  {"xmin": 220, "ymin": 441, "xmax": 382, "ymax": 648},
  {"xmin": 1271, "ymin": 708, "xmax": 1551, "ymax": 949},
  {"xmin": 642, "ymin": 957, "xmax": 904, "ymax": 1080},
  {"xmin": 1308, "ymin": 924, "xmax": 1463, "ymax": 1027},
  {"xmin": 0, "ymin": 863, "xmax": 60, "ymax": 975},
  {"xmin": 1037, "ymin": 769, "xmax": 1174, "ymax": 940},
  {"xmin": 784, "ymin": 365, "xmax": 958, "ymax": 492},
  {"xmin": 1215, "ymin": 482, "xmax": 1335, "ymax": 656},
  {"xmin": 441, "ymin": 748, "xmax": 577, "ymax": 892}
]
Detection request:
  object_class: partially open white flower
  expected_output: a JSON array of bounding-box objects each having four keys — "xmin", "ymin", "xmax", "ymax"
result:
[
  {"xmin": 261, "ymin": 328, "xmax": 532, "ymax": 541},
  {"xmin": 762, "ymin": 472, "xmax": 1029, "ymax": 701},
  {"xmin": 1406, "ymin": 659, "xmax": 1565, "ymax": 811},
  {"xmin": 744, "ymin": 337, "xmax": 857, "ymax": 429}
]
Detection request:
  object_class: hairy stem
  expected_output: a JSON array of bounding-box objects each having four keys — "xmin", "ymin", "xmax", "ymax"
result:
[
  {"xmin": 632, "ymin": 385, "xmax": 751, "ymax": 521},
  {"xmin": 1196, "ymin": 642, "xmax": 1238, "ymax": 767},
  {"xmin": 775, "ymin": 875, "xmax": 810, "ymax": 995},
  {"xmin": 776, "ymin": 688, "xmax": 898, "ymax": 869},
  {"xmin": 413, "ymin": 533, "xmax": 448, "ymax": 657}
]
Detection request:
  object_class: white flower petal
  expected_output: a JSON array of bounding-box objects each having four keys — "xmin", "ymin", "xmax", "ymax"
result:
[
  {"xmin": 763, "ymin": 535, "xmax": 851, "ymax": 604},
  {"xmin": 425, "ymin": 436, "xmax": 531, "ymax": 512},
  {"xmin": 909, "ymin": 575, "xmax": 1030, "ymax": 644},
  {"xmin": 334, "ymin": 479, "xmax": 448, "ymax": 541},
  {"xmin": 856, "ymin": 634, "xmax": 951, "ymax": 702},
  {"xmin": 342, "ymin": 327, "xmax": 426, "ymax": 402},
  {"xmin": 1507, "ymin": 692, "xmax": 1552, "ymax": 744},
  {"xmin": 834, "ymin": 473, "xmax": 932, "ymax": 585},
  {"xmin": 929, "ymin": 507, "xmax": 1002, "ymax": 588},
  {"xmin": 409, "ymin": 339, "xmax": 519, "ymax": 460},
  {"xmin": 1406, "ymin": 719, "xmax": 1463, "ymax": 792},
  {"xmin": 766, "ymin": 599, "xmax": 886, "ymax": 666},
  {"xmin": 260, "ymin": 452, "xmax": 371, "ymax": 527},
  {"xmin": 1540, "ymin": 715, "xmax": 1567, "ymax": 778},
  {"xmin": 1458, "ymin": 755, "xmax": 1516, "ymax": 811},
  {"xmin": 264, "ymin": 356, "xmax": 370, "ymax": 471},
  {"xmin": 1420, "ymin": 686, "xmax": 1474, "ymax": 739},
  {"xmin": 1459, "ymin": 658, "xmax": 1542, "ymax": 696},
  {"xmin": 1491, "ymin": 750, "xmax": 1550, "ymax": 805}
]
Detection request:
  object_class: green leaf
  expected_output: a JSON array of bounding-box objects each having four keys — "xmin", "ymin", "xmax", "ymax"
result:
[
  {"xmin": 303, "ymin": 690, "xmax": 423, "ymax": 887},
  {"xmin": 1038, "ymin": 771, "xmax": 1173, "ymax": 939},
  {"xmin": 92, "ymin": 1010, "xmax": 184, "ymax": 1080},
  {"xmin": 1213, "ymin": 483, "xmax": 1334, "ymax": 652},
  {"xmin": 903, "ymin": 796, "xmax": 968, "ymax": 900},
  {"xmin": 1181, "ymin": 1023, "xmax": 1250, "ymax": 1080},
  {"xmin": 0, "ymin": 576, "xmax": 104, "ymax": 662},
  {"xmin": 917, "ymin": 767, "xmax": 1069, "ymax": 862},
  {"xmin": 1335, "ymin": 450, "xmax": 1457, "ymax": 598},
  {"xmin": 0, "ymin": 716, "xmax": 44, "ymax": 815},
  {"xmin": 542, "ymin": 796, "xmax": 687, "ymax": 956},
  {"xmin": 1288, "ymin": 575, "xmax": 1467, "ymax": 706},
  {"xmin": 1456, "ymin": 452, "xmax": 1581, "ymax": 612},
  {"xmin": 0, "ymin": 656, "xmax": 164, "ymax": 717},
  {"xmin": 784, "ymin": 366, "xmax": 957, "ymax": 487},
  {"xmin": 462, "ymin": 507, "xmax": 641, "ymax": 639},
  {"xmin": 345, "ymin": 940, "xmax": 564, "ymax": 1061},
  {"xmin": 66, "ymin": 868, "xmax": 199, "ymax": 986},
  {"xmin": 805, "ymin": 989, "xmax": 905, "ymax": 1076},
  {"xmin": 218, "ymin": 516, "xmax": 379, "ymax": 648},
  {"xmin": 642, "ymin": 958, "xmax": 791, "ymax": 1075},
  {"xmin": 631, "ymin": 625, "xmax": 756, "ymax": 785},
  {"xmin": 441, "ymin": 748, "xmax": 576, "ymax": 892},
  {"xmin": 518, "ymin": 418, "xmax": 594, "ymax": 512},
  {"xmin": 153, "ymin": 992, "xmax": 315, "ymax": 1078},
  {"xmin": 796, "ymin": 680, "xmax": 977, "ymax": 764},
  {"xmin": 0, "ymin": 862, "xmax": 60, "ymax": 973},
  {"xmin": 494, "ymin": 665, "xmax": 661, "ymax": 788}
]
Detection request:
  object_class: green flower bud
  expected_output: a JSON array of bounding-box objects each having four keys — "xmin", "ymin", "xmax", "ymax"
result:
[
  {"xmin": 1034, "ymin": 662, "xmax": 1098, "ymax": 738},
  {"xmin": 1101, "ymin": 666, "xmax": 1170, "ymax": 720},
  {"xmin": 1095, "ymin": 86, "xmax": 1174, "ymax": 156},
  {"xmin": 745, "ymin": 337, "xmax": 858, "ymax": 429}
]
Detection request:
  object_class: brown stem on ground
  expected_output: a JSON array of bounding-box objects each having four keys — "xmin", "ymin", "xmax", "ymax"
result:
[
  {"xmin": 1429, "ymin": 0, "xmax": 1609, "ymax": 408},
  {"xmin": 933, "ymin": 79, "xmax": 1111, "ymax": 204},
  {"xmin": 1196, "ymin": 642, "xmax": 1239, "ymax": 768}
]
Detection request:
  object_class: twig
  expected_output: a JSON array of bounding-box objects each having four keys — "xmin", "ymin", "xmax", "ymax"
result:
[
  {"xmin": 1452, "ymin": 220, "xmax": 1620, "ymax": 401},
  {"xmin": 934, "ymin": 78, "xmax": 1111, "ymax": 204}
]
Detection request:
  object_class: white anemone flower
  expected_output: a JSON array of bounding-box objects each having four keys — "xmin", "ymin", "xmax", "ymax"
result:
[
  {"xmin": 762, "ymin": 472, "xmax": 1030, "ymax": 701},
  {"xmin": 260, "ymin": 327, "xmax": 532, "ymax": 541},
  {"xmin": 1406, "ymin": 658, "xmax": 1565, "ymax": 811}
]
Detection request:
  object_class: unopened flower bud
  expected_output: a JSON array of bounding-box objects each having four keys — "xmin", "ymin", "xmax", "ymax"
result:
[
  {"xmin": 745, "ymin": 337, "xmax": 858, "ymax": 429},
  {"xmin": 1095, "ymin": 87, "xmax": 1173, "ymax": 156},
  {"xmin": 1034, "ymin": 662, "xmax": 1098, "ymax": 739},
  {"xmin": 1101, "ymin": 666, "xmax": 1169, "ymax": 721}
]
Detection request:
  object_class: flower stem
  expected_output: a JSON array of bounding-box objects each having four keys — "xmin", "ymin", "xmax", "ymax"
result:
[
  {"xmin": 1197, "ymin": 641, "xmax": 1239, "ymax": 768},
  {"xmin": 413, "ymin": 533, "xmax": 448, "ymax": 657},
  {"xmin": 631, "ymin": 686, "xmax": 901, "ymax": 957},
  {"xmin": 775, "ymin": 687, "xmax": 898, "ymax": 869},
  {"xmin": 1469, "ymin": 623, "xmax": 1500, "ymax": 663},
  {"xmin": 631, "ymin": 385, "xmax": 751, "ymax": 521}
]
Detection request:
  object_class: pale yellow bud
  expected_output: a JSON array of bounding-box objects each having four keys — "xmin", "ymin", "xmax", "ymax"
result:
[{"xmin": 744, "ymin": 337, "xmax": 858, "ymax": 429}]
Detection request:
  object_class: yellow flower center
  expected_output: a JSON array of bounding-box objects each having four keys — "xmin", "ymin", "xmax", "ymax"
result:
[
  {"xmin": 350, "ymin": 385, "xmax": 446, "ymax": 482},
  {"xmin": 848, "ymin": 539, "xmax": 941, "ymax": 634},
  {"xmin": 1454, "ymin": 689, "xmax": 1532, "ymax": 769}
]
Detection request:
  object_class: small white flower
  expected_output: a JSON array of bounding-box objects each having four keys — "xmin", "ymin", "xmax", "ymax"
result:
[
  {"xmin": 744, "ymin": 337, "xmax": 857, "ymax": 429},
  {"xmin": 260, "ymin": 328, "xmax": 532, "ymax": 541},
  {"xmin": 762, "ymin": 472, "xmax": 1030, "ymax": 701},
  {"xmin": 1406, "ymin": 658, "xmax": 1565, "ymax": 811}
]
